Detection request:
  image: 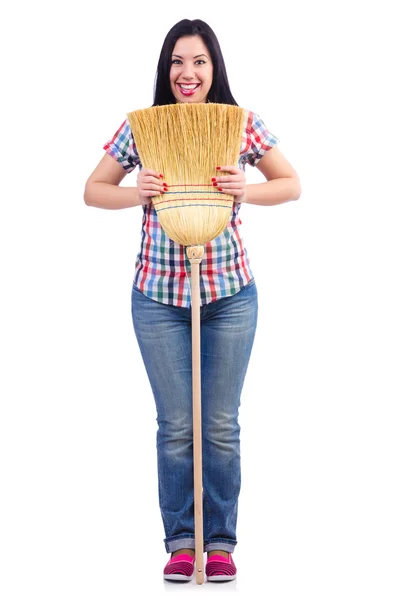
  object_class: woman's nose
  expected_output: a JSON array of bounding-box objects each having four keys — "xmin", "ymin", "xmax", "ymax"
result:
[{"xmin": 181, "ymin": 65, "xmax": 195, "ymax": 79}]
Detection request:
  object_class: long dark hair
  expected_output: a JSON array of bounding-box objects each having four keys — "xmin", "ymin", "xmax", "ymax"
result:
[{"xmin": 152, "ymin": 19, "xmax": 239, "ymax": 106}]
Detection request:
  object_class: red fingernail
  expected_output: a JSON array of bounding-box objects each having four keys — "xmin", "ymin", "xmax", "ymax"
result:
[
  {"xmin": 212, "ymin": 182, "xmax": 217, "ymax": 186},
  {"xmin": 216, "ymin": 166, "xmax": 221, "ymax": 170},
  {"xmin": 218, "ymin": 187, "xmax": 223, "ymax": 191},
  {"xmin": 159, "ymin": 174, "xmax": 163, "ymax": 178},
  {"xmin": 211, "ymin": 177, "xmax": 216, "ymax": 182}
]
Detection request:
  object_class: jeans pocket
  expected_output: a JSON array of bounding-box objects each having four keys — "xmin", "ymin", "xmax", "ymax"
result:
[
  {"xmin": 132, "ymin": 281, "xmax": 142, "ymax": 294},
  {"xmin": 243, "ymin": 277, "xmax": 255, "ymax": 290}
]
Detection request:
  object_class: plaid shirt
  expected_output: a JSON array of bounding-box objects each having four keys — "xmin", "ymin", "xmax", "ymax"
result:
[{"xmin": 103, "ymin": 109, "xmax": 279, "ymax": 308}]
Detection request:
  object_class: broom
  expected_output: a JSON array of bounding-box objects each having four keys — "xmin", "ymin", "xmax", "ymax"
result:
[{"xmin": 127, "ymin": 102, "xmax": 245, "ymax": 584}]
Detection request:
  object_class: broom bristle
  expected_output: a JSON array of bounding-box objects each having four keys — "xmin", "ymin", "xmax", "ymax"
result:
[{"xmin": 127, "ymin": 103, "xmax": 245, "ymax": 246}]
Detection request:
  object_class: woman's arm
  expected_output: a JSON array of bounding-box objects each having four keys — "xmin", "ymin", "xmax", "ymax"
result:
[
  {"xmin": 245, "ymin": 146, "xmax": 301, "ymax": 206},
  {"xmin": 245, "ymin": 178, "xmax": 301, "ymax": 206},
  {"xmin": 84, "ymin": 153, "xmax": 142, "ymax": 209}
]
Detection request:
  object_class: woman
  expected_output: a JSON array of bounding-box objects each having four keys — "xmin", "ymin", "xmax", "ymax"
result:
[{"xmin": 84, "ymin": 19, "xmax": 301, "ymax": 582}]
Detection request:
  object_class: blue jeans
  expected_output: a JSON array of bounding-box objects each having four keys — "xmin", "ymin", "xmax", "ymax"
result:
[{"xmin": 131, "ymin": 278, "xmax": 258, "ymax": 553}]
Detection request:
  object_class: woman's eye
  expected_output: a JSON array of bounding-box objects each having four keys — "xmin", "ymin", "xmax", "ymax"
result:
[{"xmin": 171, "ymin": 60, "xmax": 206, "ymax": 65}]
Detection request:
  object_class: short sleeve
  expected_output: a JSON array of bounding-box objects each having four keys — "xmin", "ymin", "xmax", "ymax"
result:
[
  {"xmin": 245, "ymin": 112, "xmax": 280, "ymax": 167},
  {"xmin": 103, "ymin": 119, "xmax": 141, "ymax": 173}
]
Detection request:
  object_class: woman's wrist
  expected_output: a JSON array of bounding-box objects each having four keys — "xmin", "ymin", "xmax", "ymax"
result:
[
  {"xmin": 244, "ymin": 179, "xmax": 300, "ymax": 206},
  {"xmin": 84, "ymin": 182, "xmax": 144, "ymax": 209}
]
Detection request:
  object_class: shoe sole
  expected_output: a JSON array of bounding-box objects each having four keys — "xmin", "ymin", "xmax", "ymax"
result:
[
  {"xmin": 207, "ymin": 574, "xmax": 236, "ymax": 582},
  {"xmin": 164, "ymin": 573, "xmax": 193, "ymax": 582}
]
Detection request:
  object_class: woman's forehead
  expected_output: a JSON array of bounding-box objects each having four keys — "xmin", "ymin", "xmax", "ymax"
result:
[{"xmin": 172, "ymin": 36, "xmax": 209, "ymax": 56}]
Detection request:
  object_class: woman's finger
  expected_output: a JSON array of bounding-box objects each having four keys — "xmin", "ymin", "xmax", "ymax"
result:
[
  {"xmin": 142, "ymin": 175, "xmax": 165, "ymax": 186},
  {"xmin": 141, "ymin": 168, "xmax": 163, "ymax": 179},
  {"xmin": 215, "ymin": 179, "xmax": 245, "ymax": 189},
  {"xmin": 138, "ymin": 174, "xmax": 165, "ymax": 193},
  {"xmin": 216, "ymin": 165, "xmax": 241, "ymax": 175},
  {"xmin": 217, "ymin": 187, "xmax": 245, "ymax": 195},
  {"xmin": 214, "ymin": 168, "xmax": 245, "ymax": 185},
  {"xmin": 215, "ymin": 176, "xmax": 245, "ymax": 185}
]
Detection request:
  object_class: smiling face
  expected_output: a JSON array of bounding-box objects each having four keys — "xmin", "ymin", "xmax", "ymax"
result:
[{"xmin": 170, "ymin": 35, "xmax": 214, "ymax": 103}]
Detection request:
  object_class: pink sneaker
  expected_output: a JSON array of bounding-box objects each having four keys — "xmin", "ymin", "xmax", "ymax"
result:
[
  {"xmin": 163, "ymin": 553, "xmax": 195, "ymax": 582},
  {"xmin": 206, "ymin": 553, "xmax": 237, "ymax": 581}
]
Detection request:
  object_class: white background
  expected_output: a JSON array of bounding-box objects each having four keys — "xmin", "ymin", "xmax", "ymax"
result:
[{"xmin": 1, "ymin": 0, "xmax": 396, "ymax": 597}]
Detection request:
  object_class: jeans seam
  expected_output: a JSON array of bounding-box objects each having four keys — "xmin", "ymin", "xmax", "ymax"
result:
[
  {"xmin": 159, "ymin": 480, "xmax": 170, "ymax": 539},
  {"xmin": 203, "ymin": 488, "xmax": 211, "ymax": 538}
]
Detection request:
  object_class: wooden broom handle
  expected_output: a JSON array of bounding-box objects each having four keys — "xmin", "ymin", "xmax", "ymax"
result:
[{"xmin": 186, "ymin": 245, "xmax": 205, "ymax": 585}]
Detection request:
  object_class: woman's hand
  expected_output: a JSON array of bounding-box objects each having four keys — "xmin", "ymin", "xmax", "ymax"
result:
[
  {"xmin": 212, "ymin": 165, "xmax": 247, "ymax": 203},
  {"xmin": 137, "ymin": 168, "xmax": 165, "ymax": 205}
]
